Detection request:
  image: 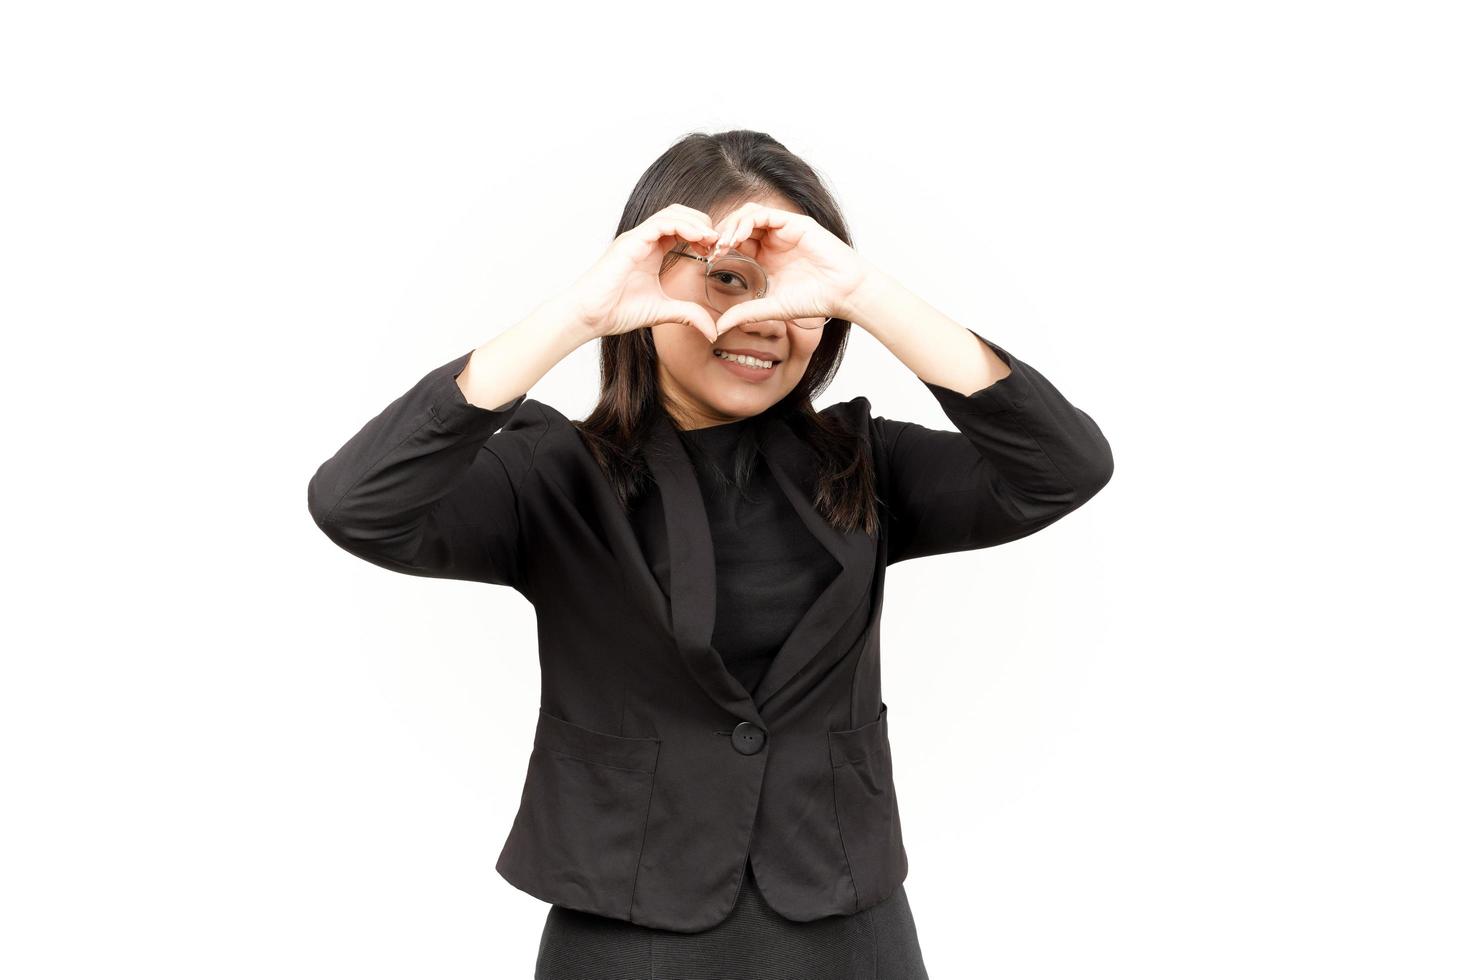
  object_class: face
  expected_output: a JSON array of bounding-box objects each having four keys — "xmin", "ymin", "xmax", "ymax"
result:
[{"xmin": 651, "ymin": 192, "xmax": 825, "ymax": 430}]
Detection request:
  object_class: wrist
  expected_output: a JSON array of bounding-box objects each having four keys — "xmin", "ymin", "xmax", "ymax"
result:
[
  {"xmin": 530, "ymin": 291, "xmax": 604, "ymax": 350},
  {"xmin": 835, "ymin": 259, "xmax": 900, "ymax": 325}
]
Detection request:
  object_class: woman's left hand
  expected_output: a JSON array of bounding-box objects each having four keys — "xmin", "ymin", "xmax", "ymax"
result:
[{"xmin": 707, "ymin": 202, "xmax": 870, "ymax": 337}]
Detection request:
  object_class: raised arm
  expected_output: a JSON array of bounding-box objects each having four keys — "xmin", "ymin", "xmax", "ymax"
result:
[
  {"xmin": 875, "ymin": 328, "xmax": 1113, "ymax": 565},
  {"xmin": 307, "ymin": 202, "xmax": 754, "ymax": 592},
  {"xmin": 306, "ymin": 296, "xmax": 593, "ymax": 592}
]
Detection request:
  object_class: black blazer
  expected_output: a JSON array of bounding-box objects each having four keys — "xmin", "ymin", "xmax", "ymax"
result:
[{"xmin": 307, "ymin": 327, "xmax": 1112, "ymax": 933}]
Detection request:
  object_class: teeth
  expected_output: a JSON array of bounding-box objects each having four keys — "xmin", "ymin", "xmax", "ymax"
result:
[{"xmin": 714, "ymin": 349, "xmax": 775, "ymax": 369}]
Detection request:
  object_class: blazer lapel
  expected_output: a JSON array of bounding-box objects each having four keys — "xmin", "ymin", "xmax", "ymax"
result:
[
  {"xmin": 639, "ymin": 410, "xmax": 875, "ymax": 720},
  {"xmin": 641, "ymin": 414, "xmax": 763, "ymax": 725},
  {"xmin": 748, "ymin": 415, "xmax": 875, "ymax": 711}
]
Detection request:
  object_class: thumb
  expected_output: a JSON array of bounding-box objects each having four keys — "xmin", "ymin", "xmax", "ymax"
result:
[
  {"xmin": 713, "ymin": 299, "xmax": 782, "ymax": 337},
  {"xmin": 658, "ymin": 301, "xmax": 720, "ymax": 345}
]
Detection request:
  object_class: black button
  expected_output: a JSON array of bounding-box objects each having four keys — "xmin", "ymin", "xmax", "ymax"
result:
[{"xmin": 730, "ymin": 722, "xmax": 767, "ymax": 755}]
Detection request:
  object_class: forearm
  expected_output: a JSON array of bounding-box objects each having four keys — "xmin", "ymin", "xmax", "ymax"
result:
[
  {"xmin": 837, "ymin": 261, "xmax": 1012, "ymax": 397},
  {"xmin": 308, "ymin": 296, "xmax": 588, "ymax": 542},
  {"xmin": 456, "ymin": 293, "xmax": 600, "ymax": 410},
  {"xmin": 873, "ymin": 315, "xmax": 1115, "ymax": 561}
]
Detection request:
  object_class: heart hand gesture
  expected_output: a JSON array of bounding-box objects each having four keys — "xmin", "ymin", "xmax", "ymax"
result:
[{"xmin": 706, "ymin": 202, "xmax": 869, "ymax": 339}]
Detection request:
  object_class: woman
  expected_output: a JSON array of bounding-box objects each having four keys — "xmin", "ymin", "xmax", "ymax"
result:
[{"xmin": 308, "ymin": 130, "xmax": 1113, "ymax": 979}]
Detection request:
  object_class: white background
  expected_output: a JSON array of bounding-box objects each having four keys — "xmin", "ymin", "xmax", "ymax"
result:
[{"xmin": 4, "ymin": 1, "xmax": 1466, "ymax": 977}]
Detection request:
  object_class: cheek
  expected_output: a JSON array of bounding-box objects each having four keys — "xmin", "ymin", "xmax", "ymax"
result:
[
  {"xmin": 792, "ymin": 334, "xmax": 823, "ymax": 363},
  {"xmin": 650, "ymin": 324, "xmax": 694, "ymax": 360},
  {"xmin": 652, "ymin": 326, "xmax": 715, "ymax": 376},
  {"xmin": 648, "ymin": 323, "xmax": 671, "ymax": 356}
]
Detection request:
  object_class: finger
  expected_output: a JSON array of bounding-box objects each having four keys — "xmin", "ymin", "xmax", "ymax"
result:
[
  {"xmin": 679, "ymin": 208, "xmax": 724, "ymax": 244},
  {"xmin": 682, "ymin": 220, "xmax": 722, "ymax": 246},
  {"xmin": 737, "ymin": 213, "xmax": 757, "ymax": 246},
  {"xmin": 710, "ymin": 200, "xmax": 755, "ymax": 231},
  {"xmin": 710, "ymin": 217, "xmax": 735, "ymax": 252},
  {"xmin": 717, "ymin": 204, "xmax": 759, "ymax": 245},
  {"xmin": 662, "ymin": 301, "xmax": 720, "ymax": 344},
  {"xmin": 647, "ymin": 219, "xmax": 720, "ymax": 249},
  {"xmin": 747, "ymin": 208, "xmax": 794, "ymax": 238},
  {"xmin": 676, "ymin": 219, "xmax": 721, "ymax": 244},
  {"xmin": 713, "ymin": 201, "xmax": 763, "ymax": 247},
  {"xmin": 730, "ymin": 206, "xmax": 794, "ymax": 251},
  {"xmin": 713, "ymin": 299, "xmax": 782, "ymax": 336}
]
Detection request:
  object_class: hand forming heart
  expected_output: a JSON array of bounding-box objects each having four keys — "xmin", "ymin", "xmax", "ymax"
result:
[{"xmin": 706, "ymin": 201, "xmax": 869, "ymax": 338}]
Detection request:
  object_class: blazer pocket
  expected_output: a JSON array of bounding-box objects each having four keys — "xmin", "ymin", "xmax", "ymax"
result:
[
  {"xmin": 532, "ymin": 708, "xmax": 662, "ymax": 772},
  {"xmin": 827, "ymin": 702, "xmax": 908, "ymax": 907},
  {"xmin": 497, "ymin": 708, "xmax": 662, "ymax": 917}
]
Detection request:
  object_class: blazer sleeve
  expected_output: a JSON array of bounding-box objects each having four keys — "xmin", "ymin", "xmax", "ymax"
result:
[
  {"xmin": 306, "ymin": 348, "xmax": 546, "ymax": 593},
  {"xmin": 877, "ymin": 327, "xmax": 1113, "ymax": 566}
]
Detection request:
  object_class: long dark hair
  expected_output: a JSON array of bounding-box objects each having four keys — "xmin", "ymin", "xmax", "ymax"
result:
[{"xmin": 572, "ymin": 129, "xmax": 879, "ymax": 537}]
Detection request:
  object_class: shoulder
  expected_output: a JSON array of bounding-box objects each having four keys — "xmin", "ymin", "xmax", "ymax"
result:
[
  {"xmin": 485, "ymin": 397, "xmax": 606, "ymax": 479},
  {"xmin": 813, "ymin": 396, "xmax": 920, "ymax": 469},
  {"xmin": 815, "ymin": 395, "xmax": 876, "ymax": 441},
  {"xmin": 476, "ymin": 397, "xmax": 562, "ymax": 485},
  {"xmin": 816, "ymin": 394, "xmax": 872, "ymax": 422}
]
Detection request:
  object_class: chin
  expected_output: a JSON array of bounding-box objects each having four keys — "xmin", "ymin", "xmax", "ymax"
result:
[{"xmin": 704, "ymin": 390, "xmax": 775, "ymax": 416}]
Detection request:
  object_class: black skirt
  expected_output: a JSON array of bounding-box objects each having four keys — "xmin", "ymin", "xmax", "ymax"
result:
[{"xmin": 534, "ymin": 857, "xmax": 929, "ymax": 980}]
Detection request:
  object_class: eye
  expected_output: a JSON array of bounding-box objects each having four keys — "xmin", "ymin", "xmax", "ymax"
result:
[{"xmin": 709, "ymin": 270, "xmax": 749, "ymax": 290}]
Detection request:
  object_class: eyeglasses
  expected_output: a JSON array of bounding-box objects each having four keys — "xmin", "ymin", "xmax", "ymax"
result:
[{"xmin": 668, "ymin": 245, "xmax": 831, "ymax": 331}]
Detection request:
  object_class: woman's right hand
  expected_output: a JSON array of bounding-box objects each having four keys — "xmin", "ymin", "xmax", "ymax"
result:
[{"xmin": 560, "ymin": 205, "xmax": 724, "ymax": 343}]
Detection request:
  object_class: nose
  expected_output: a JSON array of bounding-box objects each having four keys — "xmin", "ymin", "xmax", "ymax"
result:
[{"xmin": 726, "ymin": 319, "xmax": 786, "ymax": 340}]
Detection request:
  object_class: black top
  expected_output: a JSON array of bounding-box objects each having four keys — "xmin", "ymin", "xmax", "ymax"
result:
[{"xmin": 675, "ymin": 415, "xmax": 840, "ymax": 697}]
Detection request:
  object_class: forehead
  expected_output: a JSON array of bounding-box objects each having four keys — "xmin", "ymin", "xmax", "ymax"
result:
[{"xmin": 710, "ymin": 192, "xmax": 799, "ymax": 223}]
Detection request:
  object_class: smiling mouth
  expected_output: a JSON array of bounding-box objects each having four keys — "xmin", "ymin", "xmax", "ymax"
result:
[{"xmin": 713, "ymin": 348, "xmax": 781, "ymax": 367}]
